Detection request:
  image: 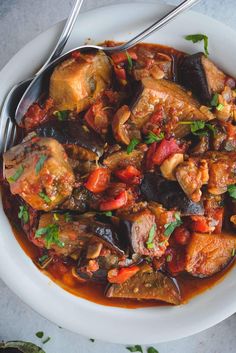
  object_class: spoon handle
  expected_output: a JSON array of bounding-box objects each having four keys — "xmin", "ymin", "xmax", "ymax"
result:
[
  {"xmin": 37, "ymin": 0, "xmax": 84, "ymax": 75},
  {"xmin": 106, "ymin": 0, "xmax": 200, "ymax": 53}
]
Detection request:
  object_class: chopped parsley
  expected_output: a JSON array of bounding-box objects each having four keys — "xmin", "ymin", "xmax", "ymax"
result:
[
  {"xmin": 39, "ymin": 191, "xmax": 51, "ymax": 204},
  {"xmin": 38, "ymin": 254, "xmax": 50, "ymax": 266},
  {"xmin": 18, "ymin": 205, "xmax": 29, "ymax": 224},
  {"xmin": 127, "ymin": 138, "xmax": 140, "ymax": 154},
  {"xmin": 227, "ymin": 185, "xmax": 236, "ymax": 199},
  {"xmin": 145, "ymin": 131, "xmax": 164, "ymax": 144},
  {"xmin": 102, "ymin": 211, "xmax": 113, "ymax": 217},
  {"xmin": 232, "ymin": 249, "xmax": 236, "ymax": 257},
  {"xmin": 35, "ymin": 331, "xmax": 44, "ymax": 339},
  {"xmin": 164, "ymin": 212, "xmax": 182, "ymax": 237},
  {"xmin": 126, "ymin": 345, "xmax": 143, "ymax": 353},
  {"xmin": 64, "ymin": 212, "xmax": 72, "ymax": 223},
  {"xmin": 185, "ymin": 33, "xmax": 209, "ymax": 56},
  {"xmin": 166, "ymin": 254, "xmax": 173, "ymax": 262},
  {"xmin": 216, "ymin": 103, "xmax": 224, "ymax": 111},
  {"xmin": 7, "ymin": 165, "xmax": 24, "ymax": 183},
  {"xmin": 146, "ymin": 224, "xmax": 157, "ymax": 249},
  {"xmin": 211, "ymin": 93, "xmax": 219, "ymax": 107},
  {"xmin": 54, "ymin": 110, "xmax": 69, "ymax": 121},
  {"xmin": 147, "ymin": 348, "xmax": 159, "ymax": 353},
  {"xmin": 35, "ymin": 155, "xmax": 47, "ymax": 175},
  {"xmin": 179, "ymin": 120, "xmax": 217, "ymax": 137},
  {"xmin": 42, "ymin": 337, "xmax": 51, "ymax": 345},
  {"xmin": 53, "ymin": 213, "xmax": 59, "ymax": 221},
  {"xmin": 126, "ymin": 51, "xmax": 133, "ymax": 72},
  {"xmin": 35, "ymin": 224, "xmax": 64, "ymax": 249},
  {"xmin": 90, "ymin": 338, "xmax": 95, "ymax": 342}
]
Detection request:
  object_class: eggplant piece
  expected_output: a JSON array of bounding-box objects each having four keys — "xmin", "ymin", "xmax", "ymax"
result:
[
  {"xmin": 179, "ymin": 53, "xmax": 226, "ymax": 104},
  {"xmin": 0, "ymin": 341, "xmax": 45, "ymax": 353},
  {"xmin": 3, "ymin": 137, "xmax": 75, "ymax": 211},
  {"xmin": 141, "ymin": 172, "xmax": 204, "ymax": 216},
  {"xmin": 60, "ymin": 186, "xmax": 99, "ymax": 212},
  {"xmin": 130, "ymin": 77, "xmax": 214, "ymax": 128},
  {"xmin": 103, "ymin": 150, "xmax": 144, "ymax": 170},
  {"xmin": 36, "ymin": 119, "xmax": 104, "ymax": 158},
  {"xmin": 106, "ymin": 264, "xmax": 181, "ymax": 305},
  {"xmin": 186, "ymin": 232, "xmax": 236, "ymax": 278},
  {"xmin": 50, "ymin": 51, "xmax": 112, "ymax": 112}
]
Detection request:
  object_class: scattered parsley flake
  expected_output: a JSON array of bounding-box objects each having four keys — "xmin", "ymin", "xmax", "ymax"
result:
[
  {"xmin": 126, "ymin": 51, "xmax": 133, "ymax": 72},
  {"xmin": 102, "ymin": 211, "xmax": 113, "ymax": 217},
  {"xmin": 35, "ymin": 224, "xmax": 64, "ymax": 249},
  {"xmin": 90, "ymin": 338, "xmax": 95, "ymax": 342},
  {"xmin": 18, "ymin": 205, "xmax": 29, "ymax": 224},
  {"xmin": 126, "ymin": 345, "xmax": 143, "ymax": 353},
  {"xmin": 64, "ymin": 212, "xmax": 72, "ymax": 223},
  {"xmin": 211, "ymin": 93, "xmax": 219, "ymax": 107},
  {"xmin": 53, "ymin": 213, "xmax": 59, "ymax": 221},
  {"xmin": 146, "ymin": 224, "xmax": 157, "ymax": 249},
  {"xmin": 54, "ymin": 110, "xmax": 69, "ymax": 121},
  {"xmin": 145, "ymin": 131, "xmax": 164, "ymax": 144},
  {"xmin": 166, "ymin": 254, "xmax": 173, "ymax": 262},
  {"xmin": 147, "ymin": 348, "xmax": 159, "ymax": 353},
  {"xmin": 42, "ymin": 337, "xmax": 51, "ymax": 345},
  {"xmin": 7, "ymin": 165, "xmax": 24, "ymax": 183},
  {"xmin": 39, "ymin": 192, "xmax": 51, "ymax": 204},
  {"xmin": 232, "ymin": 249, "xmax": 236, "ymax": 257},
  {"xmin": 228, "ymin": 185, "xmax": 236, "ymax": 199},
  {"xmin": 35, "ymin": 331, "xmax": 44, "ymax": 339},
  {"xmin": 164, "ymin": 212, "xmax": 182, "ymax": 237},
  {"xmin": 216, "ymin": 103, "xmax": 224, "ymax": 111},
  {"xmin": 180, "ymin": 120, "xmax": 216, "ymax": 137},
  {"xmin": 38, "ymin": 254, "xmax": 49, "ymax": 266},
  {"xmin": 185, "ymin": 33, "xmax": 209, "ymax": 56},
  {"xmin": 35, "ymin": 155, "xmax": 47, "ymax": 175},
  {"xmin": 127, "ymin": 138, "xmax": 140, "ymax": 154}
]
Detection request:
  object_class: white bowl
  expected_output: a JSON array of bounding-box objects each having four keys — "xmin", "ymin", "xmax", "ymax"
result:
[{"xmin": 0, "ymin": 1, "xmax": 236, "ymax": 344}]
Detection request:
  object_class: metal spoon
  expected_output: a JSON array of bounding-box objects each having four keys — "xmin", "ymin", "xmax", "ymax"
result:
[
  {"xmin": 14, "ymin": 0, "xmax": 200, "ymax": 126},
  {"xmin": 0, "ymin": 0, "xmax": 84, "ymax": 153}
]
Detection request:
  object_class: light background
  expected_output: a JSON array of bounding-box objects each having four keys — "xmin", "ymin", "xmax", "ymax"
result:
[{"xmin": 0, "ymin": 0, "xmax": 236, "ymax": 352}]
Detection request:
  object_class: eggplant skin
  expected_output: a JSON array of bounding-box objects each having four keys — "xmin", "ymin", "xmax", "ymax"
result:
[
  {"xmin": 36, "ymin": 119, "xmax": 104, "ymax": 157},
  {"xmin": 140, "ymin": 172, "xmax": 204, "ymax": 216}
]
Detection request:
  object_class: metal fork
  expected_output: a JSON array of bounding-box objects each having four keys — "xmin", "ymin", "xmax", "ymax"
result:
[{"xmin": 0, "ymin": 0, "xmax": 84, "ymax": 154}]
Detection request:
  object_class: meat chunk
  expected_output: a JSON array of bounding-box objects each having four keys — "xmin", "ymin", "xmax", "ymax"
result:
[
  {"xmin": 106, "ymin": 264, "xmax": 181, "ymax": 305},
  {"xmin": 3, "ymin": 137, "xmax": 75, "ymax": 211},
  {"xmin": 186, "ymin": 232, "xmax": 236, "ymax": 278},
  {"xmin": 50, "ymin": 51, "xmax": 112, "ymax": 112},
  {"xmin": 180, "ymin": 53, "xmax": 227, "ymax": 104},
  {"xmin": 131, "ymin": 77, "xmax": 214, "ymax": 128},
  {"xmin": 175, "ymin": 159, "xmax": 209, "ymax": 202}
]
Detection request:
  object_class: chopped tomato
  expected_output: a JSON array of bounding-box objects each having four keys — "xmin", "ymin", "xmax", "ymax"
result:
[
  {"xmin": 145, "ymin": 142, "xmax": 157, "ymax": 170},
  {"xmin": 173, "ymin": 226, "xmax": 191, "ymax": 246},
  {"xmin": 114, "ymin": 65, "xmax": 127, "ymax": 82},
  {"xmin": 99, "ymin": 190, "xmax": 128, "ymax": 211},
  {"xmin": 152, "ymin": 138, "xmax": 183, "ymax": 165},
  {"xmin": 221, "ymin": 122, "xmax": 236, "ymax": 138},
  {"xmin": 149, "ymin": 107, "xmax": 164, "ymax": 125},
  {"xmin": 190, "ymin": 216, "xmax": 210, "ymax": 233},
  {"xmin": 71, "ymin": 50, "xmax": 81, "ymax": 59},
  {"xmin": 85, "ymin": 168, "xmax": 110, "ymax": 193},
  {"xmin": 111, "ymin": 51, "xmax": 138, "ymax": 65},
  {"xmin": 166, "ymin": 247, "xmax": 186, "ymax": 276},
  {"xmin": 84, "ymin": 102, "xmax": 109, "ymax": 134},
  {"xmin": 107, "ymin": 265, "xmax": 139, "ymax": 284},
  {"xmin": 49, "ymin": 260, "xmax": 68, "ymax": 279},
  {"xmin": 115, "ymin": 165, "xmax": 141, "ymax": 185},
  {"xmin": 210, "ymin": 208, "xmax": 224, "ymax": 234},
  {"xmin": 23, "ymin": 98, "xmax": 53, "ymax": 130}
]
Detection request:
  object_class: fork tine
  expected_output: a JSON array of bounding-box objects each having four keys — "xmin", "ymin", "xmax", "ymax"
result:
[
  {"xmin": 2, "ymin": 118, "xmax": 15, "ymax": 153},
  {"xmin": 2, "ymin": 118, "xmax": 11, "ymax": 153}
]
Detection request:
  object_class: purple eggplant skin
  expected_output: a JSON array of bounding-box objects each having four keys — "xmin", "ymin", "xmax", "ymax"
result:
[
  {"xmin": 179, "ymin": 52, "xmax": 211, "ymax": 104},
  {"xmin": 35, "ymin": 119, "xmax": 104, "ymax": 157},
  {"xmin": 140, "ymin": 172, "xmax": 204, "ymax": 216}
]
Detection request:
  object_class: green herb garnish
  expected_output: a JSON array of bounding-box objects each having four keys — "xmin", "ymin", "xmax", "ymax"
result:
[
  {"xmin": 166, "ymin": 254, "xmax": 173, "ymax": 262},
  {"xmin": 64, "ymin": 212, "xmax": 72, "ymax": 223},
  {"xmin": 216, "ymin": 103, "xmax": 224, "ymax": 111},
  {"xmin": 35, "ymin": 155, "xmax": 47, "ymax": 175},
  {"xmin": 18, "ymin": 205, "xmax": 29, "ymax": 224},
  {"xmin": 54, "ymin": 110, "xmax": 69, "ymax": 121},
  {"xmin": 232, "ymin": 249, "xmax": 236, "ymax": 257},
  {"xmin": 7, "ymin": 165, "xmax": 24, "ymax": 183},
  {"xmin": 147, "ymin": 348, "xmax": 159, "ymax": 353},
  {"xmin": 42, "ymin": 337, "xmax": 51, "ymax": 345},
  {"xmin": 228, "ymin": 185, "xmax": 236, "ymax": 199},
  {"xmin": 90, "ymin": 339, "xmax": 95, "ymax": 342},
  {"xmin": 102, "ymin": 211, "xmax": 113, "ymax": 217},
  {"xmin": 179, "ymin": 120, "xmax": 217, "ymax": 137},
  {"xmin": 126, "ymin": 345, "xmax": 143, "ymax": 353},
  {"xmin": 211, "ymin": 93, "xmax": 219, "ymax": 107},
  {"xmin": 35, "ymin": 332, "xmax": 44, "ymax": 339},
  {"xmin": 145, "ymin": 131, "xmax": 164, "ymax": 144},
  {"xmin": 39, "ymin": 192, "xmax": 51, "ymax": 204},
  {"xmin": 185, "ymin": 33, "xmax": 209, "ymax": 56},
  {"xmin": 146, "ymin": 224, "xmax": 157, "ymax": 249},
  {"xmin": 53, "ymin": 213, "xmax": 59, "ymax": 221},
  {"xmin": 164, "ymin": 212, "xmax": 182, "ymax": 237},
  {"xmin": 38, "ymin": 254, "xmax": 49, "ymax": 265},
  {"xmin": 35, "ymin": 224, "xmax": 64, "ymax": 249},
  {"xmin": 127, "ymin": 138, "xmax": 140, "ymax": 154},
  {"xmin": 126, "ymin": 51, "xmax": 133, "ymax": 72}
]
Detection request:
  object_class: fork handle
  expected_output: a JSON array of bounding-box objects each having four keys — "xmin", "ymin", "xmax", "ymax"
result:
[
  {"xmin": 36, "ymin": 0, "xmax": 84, "ymax": 76},
  {"xmin": 106, "ymin": 0, "xmax": 200, "ymax": 53}
]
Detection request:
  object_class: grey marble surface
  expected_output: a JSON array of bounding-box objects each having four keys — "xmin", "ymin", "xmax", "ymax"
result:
[{"xmin": 1, "ymin": 0, "xmax": 236, "ymax": 352}]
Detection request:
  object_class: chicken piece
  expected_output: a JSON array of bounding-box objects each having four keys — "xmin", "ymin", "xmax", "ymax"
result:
[
  {"xmin": 176, "ymin": 159, "xmax": 209, "ymax": 202},
  {"xmin": 206, "ymin": 152, "xmax": 236, "ymax": 195},
  {"xmin": 131, "ymin": 77, "xmax": 214, "ymax": 128},
  {"xmin": 106, "ymin": 264, "xmax": 181, "ymax": 305},
  {"xmin": 50, "ymin": 51, "xmax": 112, "ymax": 112},
  {"xmin": 180, "ymin": 52, "xmax": 227, "ymax": 104},
  {"xmin": 3, "ymin": 137, "xmax": 75, "ymax": 211},
  {"xmin": 186, "ymin": 232, "xmax": 236, "ymax": 278}
]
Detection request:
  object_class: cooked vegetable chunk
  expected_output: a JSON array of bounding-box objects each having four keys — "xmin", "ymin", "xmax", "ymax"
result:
[
  {"xmin": 186, "ymin": 232, "xmax": 236, "ymax": 278},
  {"xmin": 131, "ymin": 77, "xmax": 214, "ymax": 128},
  {"xmin": 50, "ymin": 51, "xmax": 112, "ymax": 112},
  {"xmin": 180, "ymin": 53, "xmax": 227, "ymax": 104},
  {"xmin": 106, "ymin": 264, "xmax": 181, "ymax": 304},
  {"xmin": 3, "ymin": 137, "xmax": 75, "ymax": 211}
]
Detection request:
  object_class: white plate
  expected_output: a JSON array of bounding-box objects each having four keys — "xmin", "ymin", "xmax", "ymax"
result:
[{"xmin": 0, "ymin": 1, "xmax": 236, "ymax": 344}]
